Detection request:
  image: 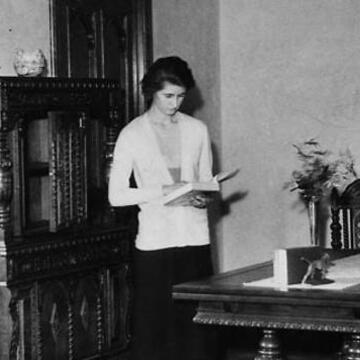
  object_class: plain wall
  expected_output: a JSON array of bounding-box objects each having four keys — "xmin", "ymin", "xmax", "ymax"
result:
[
  {"xmin": 0, "ymin": 0, "xmax": 50, "ymax": 76},
  {"xmin": 152, "ymin": 0, "xmax": 220, "ymax": 146},
  {"xmin": 219, "ymin": 0, "xmax": 360, "ymax": 270}
]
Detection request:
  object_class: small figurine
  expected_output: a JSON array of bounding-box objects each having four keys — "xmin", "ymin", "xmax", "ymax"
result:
[
  {"xmin": 13, "ymin": 48, "xmax": 47, "ymax": 77},
  {"xmin": 301, "ymin": 253, "xmax": 334, "ymax": 284}
]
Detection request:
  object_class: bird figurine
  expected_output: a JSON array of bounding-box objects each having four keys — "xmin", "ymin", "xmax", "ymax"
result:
[{"xmin": 13, "ymin": 48, "xmax": 47, "ymax": 77}]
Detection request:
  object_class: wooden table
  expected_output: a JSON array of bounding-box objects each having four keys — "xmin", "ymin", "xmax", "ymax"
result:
[{"xmin": 173, "ymin": 251, "xmax": 360, "ymax": 360}]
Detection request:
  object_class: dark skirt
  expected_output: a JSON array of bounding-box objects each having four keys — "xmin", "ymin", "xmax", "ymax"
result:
[{"xmin": 130, "ymin": 245, "xmax": 217, "ymax": 360}]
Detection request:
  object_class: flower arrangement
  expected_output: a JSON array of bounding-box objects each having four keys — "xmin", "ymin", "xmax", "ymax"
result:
[{"xmin": 285, "ymin": 138, "xmax": 357, "ymax": 201}]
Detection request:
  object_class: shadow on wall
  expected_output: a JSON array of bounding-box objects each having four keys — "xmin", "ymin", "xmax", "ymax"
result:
[
  {"xmin": 180, "ymin": 86, "xmax": 204, "ymax": 115},
  {"xmin": 208, "ymin": 161, "xmax": 249, "ymax": 272},
  {"xmin": 181, "ymin": 86, "xmax": 249, "ymax": 273}
]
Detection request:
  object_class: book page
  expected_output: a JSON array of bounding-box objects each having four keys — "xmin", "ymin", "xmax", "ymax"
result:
[{"xmin": 214, "ymin": 168, "xmax": 240, "ymax": 183}]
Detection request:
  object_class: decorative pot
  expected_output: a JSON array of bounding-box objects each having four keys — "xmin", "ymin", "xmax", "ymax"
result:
[{"xmin": 13, "ymin": 48, "xmax": 47, "ymax": 77}]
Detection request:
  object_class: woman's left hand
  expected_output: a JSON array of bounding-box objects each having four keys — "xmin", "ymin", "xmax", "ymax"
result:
[{"xmin": 190, "ymin": 192, "xmax": 212, "ymax": 208}]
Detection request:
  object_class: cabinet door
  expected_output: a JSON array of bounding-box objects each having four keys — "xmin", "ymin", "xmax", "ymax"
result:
[
  {"xmin": 40, "ymin": 281, "xmax": 69, "ymax": 360},
  {"xmin": 11, "ymin": 112, "xmax": 88, "ymax": 235},
  {"xmin": 11, "ymin": 117, "xmax": 51, "ymax": 235},
  {"xmin": 73, "ymin": 276, "xmax": 100, "ymax": 358}
]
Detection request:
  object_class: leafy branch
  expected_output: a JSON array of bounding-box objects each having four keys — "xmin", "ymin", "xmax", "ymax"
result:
[{"xmin": 285, "ymin": 138, "xmax": 357, "ymax": 201}]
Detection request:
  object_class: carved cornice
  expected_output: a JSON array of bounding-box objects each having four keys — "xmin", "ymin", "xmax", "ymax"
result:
[
  {"xmin": 194, "ymin": 311, "xmax": 360, "ymax": 334},
  {"xmin": 6, "ymin": 228, "xmax": 132, "ymax": 285},
  {"xmin": 0, "ymin": 77, "xmax": 120, "ymax": 91},
  {"xmin": 7, "ymin": 92, "xmax": 93, "ymax": 110},
  {"xmin": 0, "ymin": 77, "xmax": 122, "ymax": 131}
]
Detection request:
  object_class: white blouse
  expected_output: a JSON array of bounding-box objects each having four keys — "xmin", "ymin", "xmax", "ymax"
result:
[{"xmin": 108, "ymin": 112, "xmax": 213, "ymax": 250}]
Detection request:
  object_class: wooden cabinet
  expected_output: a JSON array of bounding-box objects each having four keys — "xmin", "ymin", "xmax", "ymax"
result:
[
  {"xmin": 0, "ymin": 1, "xmax": 152, "ymax": 358},
  {"xmin": 0, "ymin": 77, "xmax": 134, "ymax": 360}
]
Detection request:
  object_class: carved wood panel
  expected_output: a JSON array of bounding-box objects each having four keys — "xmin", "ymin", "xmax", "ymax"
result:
[
  {"xmin": 106, "ymin": 265, "xmax": 131, "ymax": 350},
  {"xmin": 40, "ymin": 281, "xmax": 69, "ymax": 360},
  {"xmin": 7, "ymin": 263, "xmax": 131, "ymax": 360},
  {"xmin": 72, "ymin": 275, "xmax": 100, "ymax": 358},
  {"xmin": 49, "ymin": 111, "xmax": 88, "ymax": 232},
  {"xmin": 50, "ymin": 0, "xmax": 152, "ymax": 118},
  {"xmin": 331, "ymin": 180, "xmax": 360, "ymax": 249}
]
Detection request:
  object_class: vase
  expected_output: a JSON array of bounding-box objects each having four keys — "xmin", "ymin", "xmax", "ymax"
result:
[
  {"xmin": 13, "ymin": 48, "xmax": 47, "ymax": 77},
  {"xmin": 307, "ymin": 196, "xmax": 319, "ymax": 246}
]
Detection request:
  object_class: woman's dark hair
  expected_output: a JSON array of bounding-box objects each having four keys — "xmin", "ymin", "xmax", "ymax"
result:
[{"xmin": 141, "ymin": 56, "xmax": 195, "ymax": 100}]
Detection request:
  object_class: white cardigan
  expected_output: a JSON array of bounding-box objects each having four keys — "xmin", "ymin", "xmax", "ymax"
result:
[{"xmin": 108, "ymin": 112, "xmax": 213, "ymax": 250}]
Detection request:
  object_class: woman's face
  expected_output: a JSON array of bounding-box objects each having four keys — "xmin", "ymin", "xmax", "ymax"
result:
[{"xmin": 151, "ymin": 82, "xmax": 186, "ymax": 116}]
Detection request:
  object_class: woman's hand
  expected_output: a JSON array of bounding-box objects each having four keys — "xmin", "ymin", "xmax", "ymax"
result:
[
  {"xmin": 162, "ymin": 184, "xmax": 212, "ymax": 208},
  {"xmin": 189, "ymin": 192, "xmax": 212, "ymax": 208}
]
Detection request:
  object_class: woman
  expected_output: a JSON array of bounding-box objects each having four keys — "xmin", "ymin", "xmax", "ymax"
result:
[{"xmin": 108, "ymin": 56, "xmax": 216, "ymax": 360}]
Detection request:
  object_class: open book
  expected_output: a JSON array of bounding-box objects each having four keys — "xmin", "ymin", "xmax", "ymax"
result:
[{"xmin": 163, "ymin": 168, "xmax": 239, "ymax": 206}]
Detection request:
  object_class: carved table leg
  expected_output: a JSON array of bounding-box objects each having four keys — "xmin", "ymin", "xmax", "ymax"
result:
[
  {"xmin": 342, "ymin": 333, "xmax": 360, "ymax": 360},
  {"xmin": 254, "ymin": 329, "xmax": 285, "ymax": 360}
]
